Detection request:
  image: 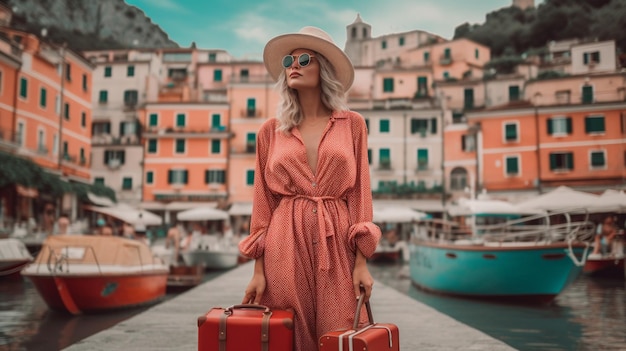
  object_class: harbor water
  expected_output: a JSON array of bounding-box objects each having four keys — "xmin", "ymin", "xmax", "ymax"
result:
[{"xmin": 1, "ymin": 263, "xmax": 625, "ymax": 351}]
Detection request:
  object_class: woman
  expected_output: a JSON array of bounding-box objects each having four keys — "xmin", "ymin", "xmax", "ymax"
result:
[
  {"xmin": 238, "ymin": 26, "xmax": 381, "ymax": 350},
  {"xmin": 592, "ymin": 215, "xmax": 617, "ymax": 255}
]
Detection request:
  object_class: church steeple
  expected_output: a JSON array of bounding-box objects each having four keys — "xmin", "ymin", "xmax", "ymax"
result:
[{"xmin": 344, "ymin": 13, "xmax": 372, "ymax": 66}]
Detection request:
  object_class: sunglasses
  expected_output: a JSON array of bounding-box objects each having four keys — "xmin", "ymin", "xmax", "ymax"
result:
[{"xmin": 281, "ymin": 53, "xmax": 315, "ymax": 68}]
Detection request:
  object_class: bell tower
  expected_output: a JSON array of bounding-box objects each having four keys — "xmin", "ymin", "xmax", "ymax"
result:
[{"xmin": 344, "ymin": 13, "xmax": 371, "ymax": 66}]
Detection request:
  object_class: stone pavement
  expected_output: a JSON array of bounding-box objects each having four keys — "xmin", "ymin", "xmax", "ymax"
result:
[{"xmin": 64, "ymin": 262, "xmax": 516, "ymax": 350}]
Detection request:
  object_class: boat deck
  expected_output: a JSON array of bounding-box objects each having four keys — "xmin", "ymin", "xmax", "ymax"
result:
[{"xmin": 64, "ymin": 262, "xmax": 516, "ymax": 351}]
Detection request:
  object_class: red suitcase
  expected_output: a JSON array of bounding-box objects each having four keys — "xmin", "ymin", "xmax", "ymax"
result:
[
  {"xmin": 198, "ymin": 304, "xmax": 294, "ymax": 351},
  {"xmin": 319, "ymin": 294, "xmax": 399, "ymax": 351}
]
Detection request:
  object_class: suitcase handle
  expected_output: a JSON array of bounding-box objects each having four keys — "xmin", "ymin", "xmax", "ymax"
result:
[
  {"xmin": 226, "ymin": 304, "xmax": 271, "ymax": 314},
  {"xmin": 353, "ymin": 287, "xmax": 375, "ymax": 329}
]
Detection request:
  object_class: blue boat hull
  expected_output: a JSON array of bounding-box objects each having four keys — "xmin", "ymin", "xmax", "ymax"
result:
[{"xmin": 409, "ymin": 241, "xmax": 585, "ymax": 303}]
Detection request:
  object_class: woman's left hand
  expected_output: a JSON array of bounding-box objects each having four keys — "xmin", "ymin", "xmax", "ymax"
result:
[{"xmin": 353, "ymin": 250, "xmax": 374, "ymax": 302}]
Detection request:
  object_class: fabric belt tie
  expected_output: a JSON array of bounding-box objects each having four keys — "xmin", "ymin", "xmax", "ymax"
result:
[{"xmin": 289, "ymin": 195, "xmax": 337, "ymax": 271}]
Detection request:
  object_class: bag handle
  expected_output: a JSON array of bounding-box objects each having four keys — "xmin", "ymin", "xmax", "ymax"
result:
[
  {"xmin": 226, "ymin": 304, "xmax": 271, "ymax": 314},
  {"xmin": 353, "ymin": 286, "xmax": 374, "ymax": 329},
  {"xmin": 220, "ymin": 304, "xmax": 272, "ymax": 351}
]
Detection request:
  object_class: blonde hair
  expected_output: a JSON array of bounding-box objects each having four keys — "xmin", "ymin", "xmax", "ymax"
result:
[{"xmin": 274, "ymin": 53, "xmax": 349, "ymax": 133}]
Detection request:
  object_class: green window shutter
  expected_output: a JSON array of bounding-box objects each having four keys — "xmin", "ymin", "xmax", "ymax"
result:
[
  {"xmin": 549, "ymin": 154, "xmax": 557, "ymax": 170},
  {"xmin": 380, "ymin": 148, "xmax": 390, "ymax": 162},
  {"xmin": 246, "ymin": 133, "xmax": 256, "ymax": 143},
  {"xmin": 146, "ymin": 171, "xmax": 153, "ymax": 184},
  {"xmin": 506, "ymin": 157, "xmax": 519, "ymax": 174},
  {"xmin": 149, "ymin": 113, "xmax": 158, "ymax": 126},
  {"xmin": 183, "ymin": 170, "xmax": 188, "ymax": 184},
  {"xmin": 424, "ymin": 52, "xmax": 430, "ymax": 62},
  {"xmin": 399, "ymin": 37, "xmax": 405, "ymax": 46},
  {"xmin": 127, "ymin": 65, "xmax": 135, "ymax": 77},
  {"xmin": 99, "ymin": 90, "xmax": 108, "ymax": 103},
  {"xmin": 94, "ymin": 177, "xmax": 105, "ymax": 185},
  {"xmin": 591, "ymin": 152, "xmax": 605, "ymax": 167},
  {"xmin": 430, "ymin": 118, "xmax": 437, "ymax": 134},
  {"xmin": 211, "ymin": 114, "xmax": 221, "ymax": 128},
  {"xmin": 104, "ymin": 151, "xmax": 110, "ymax": 164},
  {"xmin": 585, "ymin": 116, "xmax": 605, "ymax": 133},
  {"xmin": 444, "ymin": 48, "xmax": 451, "ymax": 59},
  {"xmin": 82, "ymin": 74, "xmax": 88, "ymax": 91},
  {"xmin": 104, "ymin": 66, "xmax": 112, "ymax": 77},
  {"xmin": 119, "ymin": 150, "xmax": 125, "ymax": 164},
  {"xmin": 367, "ymin": 149, "xmax": 372, "ymax": 164},
  {"xmin": 64, "ymin": 103, "xmax": 70, "ymax": 120},
  {"xmin": 148, "ymin": 139, "xmax": 157, "ymax": 153},
  {"xmin": 365, "ymin": 119, "xmax": 369, "ymax": 133},
  {"xmin": 383, "ymin": 78, "xmax": 394, "ymax": 92},
  {"xmin": 505, "ymin": 124, "xmax": 517, "ymax": 141},
  {"xmin": 566, "ymin": 117, "xmax": 573, "ymax": 133},
  {"xmin": 247, "ymin": 99, "xmax": 256, "ymax": 117},
  {"xmin": 382, "ymin": 41, "xmax": 387, "ymax": 49},
  {"xmin": 475, "ymin": 48, "xmax": 479, "ymax": 59},
  {"xmin": 205, "ymin": 170, "xmax": 210, "ymax": 183},
  {"xmin": 566, "ymin": 153, "xmax": 574, "ymax": 170},
  {"xmin": 168, "ymin": 170, "xmax": 173, "ymax": 184},
  {"xmin": 547, "ymin": 119, "xmax": 554, "ymax": 135},
  {"xmin": 40, "ymin": 88, "xmax": 47, "ymax": 107},
  {"xmin": 464, "ymin": 88, "xmax": 474, "ymax": 109},
  {"xmin": 81, "ymin": 112, "xmax": 86, "ymax": 127},
  {"xmin": 122, "ymin": 177, "xmax": 132, "ymax": 190},
  {"xmin": 380, "ymin": 119, "xmax": 390, "ymax": 133},
  {"xmin": 175, "ymin": 139, "xmax": 185, "ymax": 153},
  {"xmin": 104, "ymin": 122, "xmax": 111, "ymax": 133},
  {"xmin": 417, "ymin": 76, "xmax": 428, "ymax": 96},
  {"xmin": 211, "ymin": 140, "xmax": 221, "ymax": 153},
  {"xmin": 417, "ymin": 149, "xmax": 428, "ymax": 170},
  {"xmin": 508, "ymin": 86, "xmax": 520, "ymax": 101},
  {"xmin": 583, "ymin": 53, "xmax": 589, "ymax": 64},
  {"xmin": 246, "ymin": 170, "xmax": 255, "ymax": 185},
  {"xmin": 19, "ymin": 78, "xmax": 27, "ymax": 98},
  {"xmin": 582, "ymin": 86, "xmax": 593, "ymax": 104},
  {"xmin": 176, "ymin": 113, "xmax": 185, "ymax": 127},
  {"xmin": 411, "ymin": 119, "xmax": 418, "ymax": 133},
  {"xmin": 214, "ymin": 69, "xmax": 222, "ymax": 81}
]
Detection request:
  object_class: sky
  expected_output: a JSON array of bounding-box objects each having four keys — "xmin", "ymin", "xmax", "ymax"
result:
[{"xmin": 124, "ymin": 0, "xmax": 542, "ymax": 60}]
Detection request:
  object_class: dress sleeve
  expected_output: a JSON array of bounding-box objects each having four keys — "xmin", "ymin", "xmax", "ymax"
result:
[
  {"xmin": 238, "ymin": 120, "xmax": 280, "ymax": 259},
  {"xmin": 345, "ymin": 112, "xmax": 381, "ymax": 258}
]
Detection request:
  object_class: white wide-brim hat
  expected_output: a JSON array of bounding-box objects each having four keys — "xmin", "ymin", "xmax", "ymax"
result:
[{"xmin": 263, "ymin": 26, "xmax": 354, "ymax": 92}]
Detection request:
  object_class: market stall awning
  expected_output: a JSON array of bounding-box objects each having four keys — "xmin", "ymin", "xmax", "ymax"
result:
[
  {"xmin": 228, "ymin": 202, "xmax": 253, "ymax": 216},
  {"xmin": 516, "ymin": 186, "xmax": 600, "ymax": 212},
  {"xmin": 373, "ymin": 206, "xmax": 428, "ymax": 223},
  {"xmin": 177, "ymin": 207, "xmax": 229, "ymax": 221},
  {"xmin": 87, "ymin": 192, "xmax": 116, "ymax": 207}
]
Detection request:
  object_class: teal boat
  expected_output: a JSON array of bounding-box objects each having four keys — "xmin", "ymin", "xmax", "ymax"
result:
[{"xmin": 409, "ymin": 199, "xmax": 596, "ymax": 304}]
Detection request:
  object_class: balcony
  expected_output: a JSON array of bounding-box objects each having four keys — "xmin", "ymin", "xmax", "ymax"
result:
[
  {"xmin": 241, "ymin": 109, "xmax": 263, "ymax": 118},
  {"xmin": 439, "ymin": 55, "xmax": 453, "ymax": 65},
  {"xmin": 378, "ymin": 161, "xmax": 392, "ymax": 171}
]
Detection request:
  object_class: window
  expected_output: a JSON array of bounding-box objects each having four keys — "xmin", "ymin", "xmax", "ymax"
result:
[
  {"xmin": 124, "ymin": 90, "xmax": 138, "ymax": 106},
  {"xmin": 175, "ymin": 139, "xmax": 185, "ymax": 153},
  {"xmin": 92, "ymin": 121, "xmax": 111, "ymax": 135},
  {"xmin": 423, "ymin": 52, "xmax": 430, "ymax": 63},
  {"xmin": 104, "ymin": 150, "xmax": 125, "ymax": 166},
  {"xmin": 52, "ymin": 133, "xmax": 58, "ymax": 155},
  {"xmin": 549, "ymin": 152, "xmax": 574, "ymax": 171},
  {"xmin": 410, "ymin": 119, "xmax": 428, "ymax": 136},
  {"xmin": 19, "ymin": 77, "xmax": 27, "ymax": 98},
  {"xmin": 417, "ymin": 149, "xmax": 428, "ymax": 171},
  {"xmin": 504, "ymin": 123, "xmax": 518, "ymax": 142},
  {"xmin": 399, "ymin": 37, "xmax": 405, "ymax": 46},
  {"xmin": 99, "ymin": 90, "xmax": 108, "ymax": 103},
  {"xmin": 443, "ymin": 71, "xmax": 450, "ymax": 79},
  {"xmin": 147, "ymin": 139, "xmax": 157, "ymax": 153},
  {"xmin": 214, "ymin": 69, "xmax": 222, "ymax": 82},
  {"xmin": 176, "ymin": 113, "xmax": 186, "ymax": 127},
  {"xmin": 127, "ymin": 65, "xmax": 135, "ymax": 77},
  {"xmin": 505, "ymin": 156, "xmax": 519, "ymax": 175},
  {"xmin": 211, "ymin": 114, "xmax": 221, "ymax": 129},
  {"xmin": 146, "ymin": 171, "xmax": 154, "ymax": 185},
  {"xmin": 583, "ymin": 51, "xmax": 600, "ymax": 65},
  {"xmin": 381, "ymin": 40, "xmax": 387, "ymax": 49},
  {"xmin": 590, "ymin": 151, "xmax": 606, "ymax": 169},
  {"xmin": 149, "ymin": 113, "xmax": 158, "ymax": 127},
  {"xmin": 208, "ymin": 53, "xmax": 217, "ymax": 62},
  {"xmin": 383, "ymin": 78, "xmax": 394, "ymax": 92},
  {"xmin": 39, "ymin": 87, "xmax": 47, "ymax": 108},
  {"xmin": 65, "ymin": 63, "xmax": 71, "ymax": 81},
  {"xmin": 247, "ymin": 98, "xmax": 256, "ymax": 117},
  {"xmin": 547, "ymin": 116, "xmax": 572, "ymax": 135},
  {"xmin": 450, "ymin": 167, "xmax": 468, "ymax": 191},
  {"xmin": 211, "ymin": 139, "xmax": 221, "ymax": 154},
  {"xmin": 416, "ymin": 77, "xmax": 428, "ymax": 97},
  {"xmin": 461, "ymin": 134, "xmax": 475, "ymax": 152},
  {"xmin": 205, "ymin": 170, "xmax": 226, "ymax": 184},
  {"xmin": 94, "ymin": 177, "xmax": 105, "ymax": 186},
  {"xmin": 64, "ymin": 103, "xmax": 70, "ymax": 120},
  {"xmin": 82, "ymin": 74, "xmax": 88, "ymax": 92},
  {"xmin": 104, "ymin": 66, "xmax": 112, "ymax": 77},
  {"xmin": 367, "ymin": 149, "xmax": 372, "ymax": 164},
  {"xmin": 168, "ymin": 169, "xmax": 188, "ymax": 184},
  {"xmin": 464, "ymin": 88, "xmax": 474, "ymax": 109},
  {"xmin": 365, "ymin": 119, "xmax": 369, "ymax": 133},
  {"xmin": 122, "ymin": 177, "xmax": 133, "ymax": 190},
  {"xmin": 444, "ymin": 48, "xmax": 451, "ymax": 59},
  {"xmin": 379, "ymin": 148, "xmax": 391, "ymax": 169},
  {"xmin": 16, "ymin": 121, "xmax": 24, "ymax": 146},
  {"xmin": 509, "ymin": 85, "xmax": 520, "ymax": 101},
  {"xmin": 246, "ymin": 170, "xmax": 255, "ymax": 185},
  {"xmin": 379, "ymin": 119, "xmax": 390, "ymax": 133},
  {"xmin": 585, "ymin": 115, "xmax": 605, "ymax": 133},
  {"xmin": 240, "ymin": 69, "xmax": 249, "ymax": 82},
  {"xmin": 246, "ymin": 133, "xmax": 256, "ymax": 153},
  {"xmin": 80, "ymin": 147, "xmax": 86, "ymax": 163},
  {"xmin": 37, "ymin": 129, "xmax": 45, "ymax": 153},
  {"xmin": 475, "ymin": 48, "xmax": 479, "ymax": 59},
  {"xmin": 582, "ymin": 85, "xmax": 594, "ymax": 104},
  {"xmin": 81, "ymin": 112, "xmax": 86, "ymax": 127}
]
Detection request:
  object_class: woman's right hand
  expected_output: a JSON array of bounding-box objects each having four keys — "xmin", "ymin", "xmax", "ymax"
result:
[{"xmin": 242, "ymin": 257, "xmax": 266, "ymax": 304}]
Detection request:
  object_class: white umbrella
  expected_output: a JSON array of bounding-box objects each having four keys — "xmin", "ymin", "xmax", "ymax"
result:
[
  {"xmin": 588, "ymin": 190, "xmax": 626, "ymax": 213},
  {"xmin": 516, "ymin": 186, "xmax": 600, "ymax": 212},
  {"xmin": 177, "ymin": 207, "xmax": 229, "ymax": 221},
  {"xmin": 373, "ymin": 207, "xmax": 428, "ymax": 223},
  {"xmin": 448, "ymin": 198, "xmax": 543, "ymax": 216},
  {"xmin": 87, "ymin": 204, "xmax": 162, "ymax": 226}
]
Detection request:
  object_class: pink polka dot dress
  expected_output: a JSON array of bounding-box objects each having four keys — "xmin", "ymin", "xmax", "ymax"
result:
[{"xmin": 239, "ymin": 110, "xmax": 381, "ymax": 351}]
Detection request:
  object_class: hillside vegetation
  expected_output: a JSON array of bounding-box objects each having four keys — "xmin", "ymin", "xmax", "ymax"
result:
[{"xmin": 454, "ymin": 0, "xmax": 626, "ymax": 58}]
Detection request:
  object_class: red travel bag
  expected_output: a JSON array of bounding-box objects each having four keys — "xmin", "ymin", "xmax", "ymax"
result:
[
  {"xmin": 198, "ymin": 304, "xmax": 294, "ymax": 351},
  {"xmin": 319, "ymin": 293, "xmax": 399, "ymax": 351}
]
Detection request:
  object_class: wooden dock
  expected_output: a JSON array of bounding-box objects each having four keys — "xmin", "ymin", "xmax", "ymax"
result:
[{"xmin": 64, "ymin": 262, "xmax": 516, "ymax": 350}]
